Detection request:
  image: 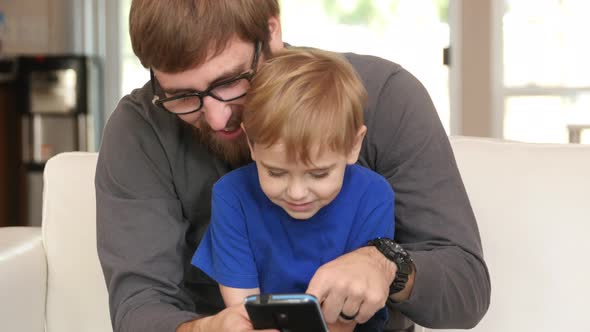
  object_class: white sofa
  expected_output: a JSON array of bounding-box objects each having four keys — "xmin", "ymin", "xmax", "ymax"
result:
[{"xmin": 1, "ymin": 137, "xmax": 589, "ymax": 332}]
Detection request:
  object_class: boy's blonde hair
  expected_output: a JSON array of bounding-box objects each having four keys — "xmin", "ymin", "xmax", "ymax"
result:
[{"xmin": 243, "ymin": 48, "xmax": 367, "ymax": 164}]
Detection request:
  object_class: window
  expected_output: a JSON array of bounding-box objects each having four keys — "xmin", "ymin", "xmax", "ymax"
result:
[
  {"xmin": 500, "ymin": 0, "xmax": 590, "ymax": 143},
  {"xmin": 119, "ymin": 0, "xmax": 149, "ymax": 97},
  {"xmin": 281, "ymin": 0, "xmax": 451, "ymax": 132}
]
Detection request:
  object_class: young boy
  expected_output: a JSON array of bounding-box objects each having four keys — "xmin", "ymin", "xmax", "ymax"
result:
[{"xmin": 192, "ymin": 48, "xmax": 395, "ymax": 332}]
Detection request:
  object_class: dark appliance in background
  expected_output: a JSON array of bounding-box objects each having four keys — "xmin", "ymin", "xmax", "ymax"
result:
[
  {"xmin": 12, "ymin": 55, "xmax": 101, "ymax": 227},
  {"xmin": 0, "ymin": 57, "xmax": 21, "ymax": 227}
]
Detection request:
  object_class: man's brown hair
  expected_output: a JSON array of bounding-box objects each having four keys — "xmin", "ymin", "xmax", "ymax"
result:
[
  {"xmin": 243, "ymin": 48, "xmax": 367, "ymax": 165},
  {"xmin": 130, "ymin": 0, "xmax": 280, "ymax": 73}
]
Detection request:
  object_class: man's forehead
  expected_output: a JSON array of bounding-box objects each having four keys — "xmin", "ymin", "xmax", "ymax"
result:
[
  {"xmin": 156, "ymin": 40, "xmax": 253, "ymax": 91},
  {"xmin": 196, "ymin": 38, "xmax": 253, "ymax": 71}
]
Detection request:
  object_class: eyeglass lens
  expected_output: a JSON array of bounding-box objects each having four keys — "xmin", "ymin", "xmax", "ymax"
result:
[{"xmin": 162, "ymin": 77, "xmax": 251, "ymax": 114}]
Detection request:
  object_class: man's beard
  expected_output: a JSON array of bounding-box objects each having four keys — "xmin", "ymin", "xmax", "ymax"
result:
[{"xmin": 195, "ymin": 110, "xmax": 251, "ymax": 168}]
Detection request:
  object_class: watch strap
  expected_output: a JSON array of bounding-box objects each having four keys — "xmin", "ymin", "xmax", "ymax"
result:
[{"xmin": 368, "ymin": 238, "xmax": 413, "ymax": 295}]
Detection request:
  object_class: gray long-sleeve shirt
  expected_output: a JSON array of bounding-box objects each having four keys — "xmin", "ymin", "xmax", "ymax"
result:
[{"xmin": 96, "ymin": 52, "xmax": 490, "ymax": 332}]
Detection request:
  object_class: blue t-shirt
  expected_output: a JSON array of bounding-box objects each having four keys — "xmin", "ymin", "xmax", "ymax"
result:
[{"xmin": 192, "ymin": 163, "xmax": 394, "ymax": 293}]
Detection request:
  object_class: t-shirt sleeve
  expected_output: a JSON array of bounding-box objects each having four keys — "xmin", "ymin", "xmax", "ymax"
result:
[
  {"xmin": 192, "ymin": 181, "xmax": 259, "ymax": 289},
  {"xmin": 347, "ymin": 177, "xmax": 395, "ymax": 251}
]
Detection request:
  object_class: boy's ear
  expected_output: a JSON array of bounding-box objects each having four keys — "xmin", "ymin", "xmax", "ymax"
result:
[
  {"xmin": 347, "ymin": 125, "xmax": 367, "ymax": 164},
  {"xmin": 241, "ymin": 123, "xmax": 256, "ymax": 160}
]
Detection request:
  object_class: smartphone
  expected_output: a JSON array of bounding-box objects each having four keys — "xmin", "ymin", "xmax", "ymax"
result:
[{"xmin": 244, "ymin": 293, "xmax": 329, "ymax": 332}]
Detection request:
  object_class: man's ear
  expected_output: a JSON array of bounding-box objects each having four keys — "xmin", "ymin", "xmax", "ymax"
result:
[
  {"xmin": 347, "ymin": 125, "xmax": 367, "ymax": 164},
  {"xmin": 241, "ymin": 123, "xmax": 256, "ymax": 161},
  {"xmin": 267, "ymin": 16, "xmax": 283, "ymax": 53}
]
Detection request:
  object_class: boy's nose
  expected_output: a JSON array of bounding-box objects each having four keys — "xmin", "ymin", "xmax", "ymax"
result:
[
  {"xmin": 202, "ymin": 96, "xmax": 232, "ymax": 131},
  {"xmin": 286, "ymin": 180, "xmax": 308, "ymax": 201}
]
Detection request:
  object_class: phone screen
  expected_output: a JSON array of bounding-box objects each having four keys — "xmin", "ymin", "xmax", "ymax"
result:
[{"xmin": 245, "ymin": 294, "xmax": 328, "ymax": 332}]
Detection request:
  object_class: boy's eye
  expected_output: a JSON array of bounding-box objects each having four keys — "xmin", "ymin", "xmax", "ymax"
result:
[
  {"xmin": 310, "ymin": 172, "xmax": 329, "ymax": 179},
  {"xmin": 267, "ymin": 170, "xmax": 285, "ymax": 178}
]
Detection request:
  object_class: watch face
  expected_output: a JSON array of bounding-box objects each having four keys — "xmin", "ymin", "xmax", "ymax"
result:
[{"xmin": 369, "ymin": 238, "xmax": 413, "ymax": 270}]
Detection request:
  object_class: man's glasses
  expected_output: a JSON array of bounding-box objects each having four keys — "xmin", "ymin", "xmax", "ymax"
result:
[{"xmin": 151, "ymin": 41, "xmax": 261, "ymax": 115}]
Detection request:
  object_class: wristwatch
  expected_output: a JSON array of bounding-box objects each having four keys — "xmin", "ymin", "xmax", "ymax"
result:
[{"xmin": 367, "ymin": 238, "xmax": 414, "ymax": 295}]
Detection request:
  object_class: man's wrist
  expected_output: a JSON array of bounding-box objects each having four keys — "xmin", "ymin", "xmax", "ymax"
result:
[
  {"xmin": 390, "ymin": 262, "xmax": 415, "ymax": 303},
  {"xmin": 366, "ymin": 245, "xmax": 397, "ymax": 289},
  {"xmin": 366, "ymin": 238, "xmax": 416, "ymax": 303},
  {"xmin": 177, "ymin": 317, "xmax": 208, "ymax": 332}
]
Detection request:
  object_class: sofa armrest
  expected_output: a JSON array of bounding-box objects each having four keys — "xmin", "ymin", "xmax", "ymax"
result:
[{"xmin": 0, "ymin": 227, "xmax": 46, "ymax": 332}]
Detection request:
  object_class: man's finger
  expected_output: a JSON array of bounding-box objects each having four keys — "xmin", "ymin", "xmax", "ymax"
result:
[
  {"xmin": 305, "ymin": 272, "xmax": 328, "ymax": 301},
  {"xmin": 339, "ymin": 295, "xmax": 363, "ymax": 323},
  {"xmin": 320, "ymin": 289, "xmax": 347, "ymax": 323}
]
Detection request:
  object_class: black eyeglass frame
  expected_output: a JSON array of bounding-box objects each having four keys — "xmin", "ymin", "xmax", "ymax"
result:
[{"xmin": 150, "ymin": 41, "xmax": 262, "ymax": 115}]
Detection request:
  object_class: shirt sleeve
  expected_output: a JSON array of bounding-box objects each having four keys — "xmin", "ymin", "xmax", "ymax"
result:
[
  {"xmin": 346, "ymin": 177, "xmax": 395, "ymax": 251},
  {"xmin": 360, "ymin": 64, "xmax": 491, "ymax": 328},
  {"xmin": 96, "ymin": 96, "xmax": 200, "ymax": 332},
  {"xmin": 192, "ymin": 182, "xmax": 259, "ymax": 289}
]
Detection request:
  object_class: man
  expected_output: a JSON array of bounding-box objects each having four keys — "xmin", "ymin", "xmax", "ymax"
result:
[{"xmin": 96, "ymin": 1, "xmax": 490, "ymax": 332}]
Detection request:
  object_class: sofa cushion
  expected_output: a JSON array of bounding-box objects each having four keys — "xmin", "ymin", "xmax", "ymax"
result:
[
  {"xmin": 43, "ymin": 152, "xmax": 112, "ymax": 332},
  {"xmin": 431, "ymin": 137, "xmax": 590, "ymax": 332},
  {"xmin": 0, "ymin": 227, "xmax": 46, "ymax": 332}
]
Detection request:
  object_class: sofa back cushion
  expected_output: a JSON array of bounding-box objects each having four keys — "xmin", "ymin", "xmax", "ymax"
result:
[
  {"xmin": 43, "ymin": 152, "xmax": 111, "ymax": 332},
  {"xmin": 434, "ymin": 137, "xmax": 590, "ymax": 332}
]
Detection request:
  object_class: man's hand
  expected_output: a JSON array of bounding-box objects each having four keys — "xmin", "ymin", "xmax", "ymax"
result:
[
  {"xmin": 176, "ymin": 303, "xmax": 278, "ymax": 332},
  {"xmin": 328, "ymin": 320, "xmax": 357, "ymax": 332},
  {"xmin": 306, "ymin": 246, "xmax": 397, "ymax": 324}
]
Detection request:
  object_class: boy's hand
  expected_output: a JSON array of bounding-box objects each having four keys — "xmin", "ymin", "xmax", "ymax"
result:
[{"xmin": 306, "ymin": 246, "xmax": 396, "ymax": 324}]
